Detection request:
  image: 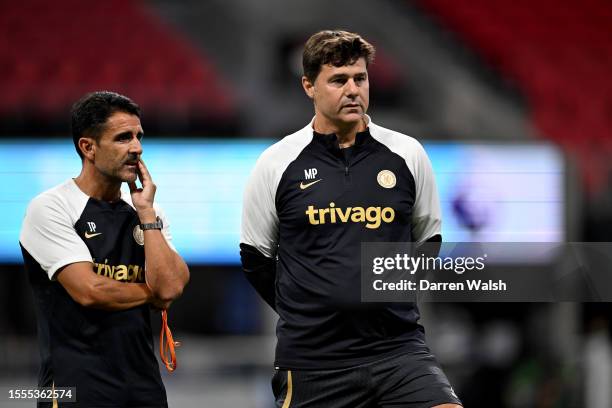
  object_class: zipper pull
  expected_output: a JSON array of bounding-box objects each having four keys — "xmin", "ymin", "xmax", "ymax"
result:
[{"xmin": 345, "ymin": 166, "xmax": 349, "ymax": 176}]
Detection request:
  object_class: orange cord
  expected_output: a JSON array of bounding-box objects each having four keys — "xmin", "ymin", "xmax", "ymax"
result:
[{"xmin": 160, "ymin": 310, "xmax": 180, "ymax": 372}]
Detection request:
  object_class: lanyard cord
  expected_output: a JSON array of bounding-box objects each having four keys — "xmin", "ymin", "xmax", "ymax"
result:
[{"xmin": 160, "ymin": 310, "xmax": 180, "ymax": 372}]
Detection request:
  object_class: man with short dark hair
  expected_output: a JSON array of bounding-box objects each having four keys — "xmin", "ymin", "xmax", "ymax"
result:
[
  {"xmin": 20, "ymin": 91, "xmax": 189, "ymax": 407},
  {"xmin": 241, "ymin": 30, "xmax": 461, "ymax": 407}
]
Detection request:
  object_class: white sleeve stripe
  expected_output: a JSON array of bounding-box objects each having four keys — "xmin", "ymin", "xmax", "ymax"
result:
[
  {"xmin": 369, "ymin": 122, "xmax": 442, "ymax": 242},
  {"xmin": 241, "ymin": 124, "xmax": 313, "ymax": 257},
  {"xmin": 20, "ymin": 180, "xmax": 92, "ymax": 280}
]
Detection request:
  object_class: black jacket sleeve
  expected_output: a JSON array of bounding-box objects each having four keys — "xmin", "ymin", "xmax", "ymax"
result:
[
  {"xmin": 240, "ymin": 243, "xmax": 277, "ymax": 310},
  {"xmin": 415, "ymin": 234, "xmax": 442, "ymax": 258}
]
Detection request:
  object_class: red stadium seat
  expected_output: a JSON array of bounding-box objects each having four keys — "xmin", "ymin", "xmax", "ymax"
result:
[
  {"xmin": 0, "ymin": 0, "xmax": 235, "ymax": 124},
  {"xmin": 417, "ymin": 0, "xmax": 612, "ymax": 191}
]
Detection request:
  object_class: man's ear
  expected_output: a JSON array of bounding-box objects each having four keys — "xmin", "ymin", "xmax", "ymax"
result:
[
  {"xmin": 302, "ymin": 76, "xmax": 315, "ymax": 99},
  {"xmin": 78, "ymin": 137, "xmax": 95, "ymax": 161}
]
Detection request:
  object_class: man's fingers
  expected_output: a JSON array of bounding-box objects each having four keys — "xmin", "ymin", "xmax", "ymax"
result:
[
  {"xmin": 138, "ymin": 160, "xmax": 153, "ymax": 184},
  {"xmin": 128, "ymin": 181, "xmax": 138, "ymax": 192}
]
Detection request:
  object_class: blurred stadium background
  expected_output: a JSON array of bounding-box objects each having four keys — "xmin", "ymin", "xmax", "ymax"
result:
[{"xmin": 0, "ymin": 0, "xmax": 611, "ymax": 406}]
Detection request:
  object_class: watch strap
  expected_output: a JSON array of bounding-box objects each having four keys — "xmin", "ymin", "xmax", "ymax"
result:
[{"xmin": 140, "ymin": 216, "xmax": 163, "ymax": 230}]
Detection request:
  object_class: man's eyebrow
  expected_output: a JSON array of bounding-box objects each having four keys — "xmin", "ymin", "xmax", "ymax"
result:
[
  {"xmin": 329, "ymin": 72, "xmax": 367, "ymax": 80},
  {"xmin": 328, "ymin": 73, "xmax": 348, "ymax": 80},
  {"xmin": 114, "ymin": 130, "xmax": 142, "ymax": 139},
  {"xmin": 114, "ymin": 131, "xmax": 131, "ymax": 138}
]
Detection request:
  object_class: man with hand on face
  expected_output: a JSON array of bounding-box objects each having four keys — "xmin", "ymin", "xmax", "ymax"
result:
[
  {"xmin": 20, "ymin": 91, "xmax": 189, "ymax": 408},
  {"xmin": 241, "ymin": 31, "xmax": 462, "ymax": 407}
]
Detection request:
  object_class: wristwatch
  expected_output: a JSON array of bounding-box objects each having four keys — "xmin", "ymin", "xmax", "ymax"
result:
[{"xmin": 140, "ymin": 216, "xmax": 163, "ymax": 231}]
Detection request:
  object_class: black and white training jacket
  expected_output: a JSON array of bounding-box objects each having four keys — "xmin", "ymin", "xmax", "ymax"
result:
[{"xmin": 241, "ymin": 116, "xmax": 441, "ymax": 369}]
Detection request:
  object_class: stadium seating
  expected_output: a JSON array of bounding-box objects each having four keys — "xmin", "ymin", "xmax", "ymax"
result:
[
  {"xmin": 0, "ymin": 0, "xmax": 235, "ymax": 127},
  {"xmin": 418, "ymin": 0, "xmax": 612, "ymax": 190}
]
